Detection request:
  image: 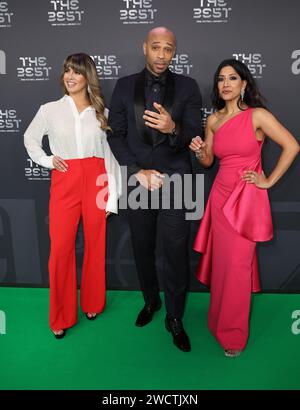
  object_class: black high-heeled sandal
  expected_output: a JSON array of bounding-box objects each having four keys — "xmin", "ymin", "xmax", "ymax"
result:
[
  {"xmin": 53, "ymin": 329, "xmax": 66, "ymax": 339},
  {"xmin": 85, "ymin": 313, "xmax": 97, "ymax": 321}
]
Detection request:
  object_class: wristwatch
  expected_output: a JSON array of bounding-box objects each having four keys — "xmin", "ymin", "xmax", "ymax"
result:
[{"xmin": 169, "ymin": 127, "xmax": 177, "ymax": 137}]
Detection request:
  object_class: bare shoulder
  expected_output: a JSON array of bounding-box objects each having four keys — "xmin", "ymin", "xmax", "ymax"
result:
[
  {"xmin": 252, "ymin": 107, "xmax": 273, "ymax": 120},
  {"xmin": 206, "ymin": 112, "xmax": 219, "ymax": 128}
]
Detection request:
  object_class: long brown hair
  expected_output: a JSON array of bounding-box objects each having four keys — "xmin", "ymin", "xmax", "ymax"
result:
[{"xmin": 61, "ymin": 53, "xmax": 109, "ymax": 130}]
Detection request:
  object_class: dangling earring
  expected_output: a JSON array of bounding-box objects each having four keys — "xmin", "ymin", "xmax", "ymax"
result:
[
  {"xmin": 87, "ymin": 85, "xmax": 91, "ymax": 94},
  {"xmin": 240, "ymin": 89, "xmax": 245, "ymax": 101}
]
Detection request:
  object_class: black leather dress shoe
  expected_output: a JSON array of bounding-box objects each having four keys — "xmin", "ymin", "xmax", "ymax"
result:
[
  {"xmin": 135, "ymin": 300, "xmax": 162, "ymax": 327},
  {"xmin": 165, "ymin": 316, "xmax": 191, "ymax": 352}
]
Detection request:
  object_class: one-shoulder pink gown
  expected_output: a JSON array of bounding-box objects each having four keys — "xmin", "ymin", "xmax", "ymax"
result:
[{"xmin": 194, "ymin": 108, "xmax": 273, "ymax": 351}]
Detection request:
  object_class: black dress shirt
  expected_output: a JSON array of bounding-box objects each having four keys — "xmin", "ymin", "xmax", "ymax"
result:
[{"xmin": 128, "ymin": 68, "xmax": 168, "ymax": 176}]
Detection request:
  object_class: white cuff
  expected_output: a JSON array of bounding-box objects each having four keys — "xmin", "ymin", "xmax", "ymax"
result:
[
  {"xmin": 40, "ymin": 155, "xmax": 55, "ymax": 169},
  {"xmin": 106, "ymin": 193, "xmax": 118, "ymax": 215}
]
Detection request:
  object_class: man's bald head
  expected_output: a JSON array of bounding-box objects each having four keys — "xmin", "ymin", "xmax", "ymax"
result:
[
  {"xmin": 143, "ymin": 26, "xmax": 176, "ymax": 76},
  {"xmin": 145, "ymin": 27, "xmax": 176, "ymax": 47}
]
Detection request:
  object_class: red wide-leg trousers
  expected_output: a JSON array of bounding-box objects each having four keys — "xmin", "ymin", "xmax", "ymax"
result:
[{"xmin": 48, "ymin": 157, "xmax": 107, "ymax": 331}]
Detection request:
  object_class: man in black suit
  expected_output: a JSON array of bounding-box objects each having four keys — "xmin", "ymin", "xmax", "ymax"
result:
[{"xmin": 108, "ymin": 27, "xmax": 202, "ymax": 352}]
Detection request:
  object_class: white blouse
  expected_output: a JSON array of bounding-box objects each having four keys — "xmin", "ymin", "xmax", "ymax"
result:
[{"xmin": 24, "ymin": 95, "xmax": 122, "ymax": 214}]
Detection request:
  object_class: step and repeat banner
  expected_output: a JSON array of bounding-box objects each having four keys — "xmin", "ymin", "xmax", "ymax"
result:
[{"xmin": 0, "ymin": 0, "xmax": 299, "ymax": 291}]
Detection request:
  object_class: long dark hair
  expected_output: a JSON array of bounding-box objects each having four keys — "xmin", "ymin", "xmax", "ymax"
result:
[
  {"xmin": 211, "ymin": 59, "xmax": 267, "ymax": 110},
  {"xmin": 61, "ymin": 53, "xmax": 109, "ymax": 130}
]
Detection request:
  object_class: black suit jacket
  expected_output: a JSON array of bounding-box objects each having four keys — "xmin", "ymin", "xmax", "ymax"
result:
[{"xmin": 107, "ymin": 68, "xmax": 202, "ymax": 176}]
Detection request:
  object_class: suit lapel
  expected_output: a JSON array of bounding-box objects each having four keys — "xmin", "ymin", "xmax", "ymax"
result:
[
  {"xmin": 134, "ymin": 69, "xmax": 152, "ymax": 145},
  {"xmin": 163, "ymin": 69, "xmax": 175, "ymax": 115}
]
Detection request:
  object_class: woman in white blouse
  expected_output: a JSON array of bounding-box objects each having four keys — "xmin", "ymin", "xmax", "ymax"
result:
[{"xmin": 24, "ymin": 53, "xmax": 121, "ymax": 339}]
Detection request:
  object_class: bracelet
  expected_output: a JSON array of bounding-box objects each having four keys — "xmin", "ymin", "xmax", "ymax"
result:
[{"xmin": 195, "ymin": 151, "xmax": 206, "ymax": 160}]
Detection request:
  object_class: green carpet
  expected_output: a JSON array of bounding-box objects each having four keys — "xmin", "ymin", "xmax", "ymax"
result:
[{"xmin": 0, "ymin": 288, "xmax": 300, "ymax": 390}]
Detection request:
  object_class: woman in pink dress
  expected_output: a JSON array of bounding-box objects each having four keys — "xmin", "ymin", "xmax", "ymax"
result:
[{"xmin": 190, "ymin": 59, "xmax": 299, "ymax": 357}]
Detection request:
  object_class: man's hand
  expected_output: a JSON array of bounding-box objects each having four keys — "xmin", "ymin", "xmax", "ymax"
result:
[
  {"xmin": 135, "ymin": 169, "xmax": 165, "ymax": 191},
  {"xmin": 143, "ymin": 102, "xmax": 175, "ymax": 134}
]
